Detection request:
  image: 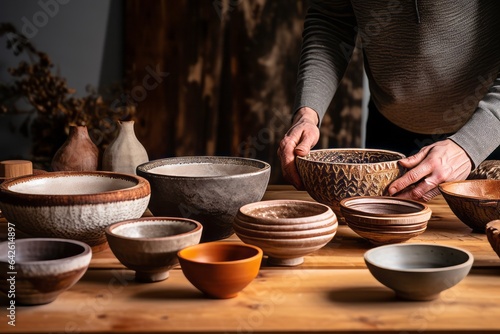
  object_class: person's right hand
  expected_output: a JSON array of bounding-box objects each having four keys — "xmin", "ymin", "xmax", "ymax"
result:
[{"xmin": 277, "ymin": 107, "xmax": 320, "ymax": 189}]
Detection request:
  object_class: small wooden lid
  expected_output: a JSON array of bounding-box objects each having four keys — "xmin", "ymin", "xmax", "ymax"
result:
[{"xmin": 0, "ymin": 160, "xmax": 33, "ymax": 178}]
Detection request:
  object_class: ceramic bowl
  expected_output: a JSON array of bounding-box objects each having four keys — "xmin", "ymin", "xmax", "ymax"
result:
[
  {"xmin": 177, "ymin": 242, "xmax": 263, "ymax": 299},
  {"xmin": 340, "ymin": 196, "xmax": 431, "ymax": 245},
  {"xmin": 234, "ymin": 200, "xmax": 337, "ymax": 266},
  {"xmin": 136, "ymin": 156, "xmax": 270, "ymax": 242},
  {"xmin": 0, "ymin": 171, "xmax": 151, "ymax": 251},
  {"xmin": 105, "ymin": 217, "xmax": 203, "ymax": 282},
  {"xmin": 439, "ymin": 180, "xmax": 500, "ymax": 232},
  {"xmin": 296, "ymin": 149, "xmax": 405, "ymax": 216},
  {"xmin": 0, "ymin": 238, "xmax": 91, "ymax": 305},
  {"xmin": 486, "ymin": 220, "xmax": 500, "ymax": 259},
  {"xmin": 364, "ymin": 243, "xmax": 474, "ymax": 301}
]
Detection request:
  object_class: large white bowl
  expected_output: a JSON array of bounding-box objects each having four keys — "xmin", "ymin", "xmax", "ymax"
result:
[{"xmin": 0, "ymin": 171, "xmax": 151, "ymax": 250}]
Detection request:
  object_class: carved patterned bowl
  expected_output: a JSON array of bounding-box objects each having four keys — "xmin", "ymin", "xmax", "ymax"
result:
[
  {"xmin": 0, "ymin": 171, "xmax": 151, "ymax": 251},
  {"xmin": 438, "ymin": 180, "xmax": 500, "ymax": 232},
  {"xmin": 105, "ymin": 217, "xmax": 203, "ymax": 282},
  {"xmin": 137, "ymin": 157, "xmax": 271, "ymax": 242},
  {"xmin": 486, "ymin": 220, "xmax": 500, "ymax": 259},
  {"xmin": 0, "ymin": 238, "xmax": 92, "ymax": 305},
  {"xmin": 296, "ymin": 149, "xmax": 406, "ymax": 216},
  {"xmin": 233, "ymin": 200, "xmax": 337, "ymax": 266}
]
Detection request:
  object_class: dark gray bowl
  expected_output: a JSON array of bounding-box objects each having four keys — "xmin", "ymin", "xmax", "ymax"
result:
[
  {"xmin": 137, "ymin": 156, "xmax": 271, "ymax": 242},
  {"xmin": 364, "ymin": 243, "xmax": 473, "ymax": 301}
]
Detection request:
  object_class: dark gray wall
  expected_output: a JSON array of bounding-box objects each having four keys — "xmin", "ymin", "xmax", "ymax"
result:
[{"xmin": 0, "ymin": 0, "xmax": 123, "ymax": 160}]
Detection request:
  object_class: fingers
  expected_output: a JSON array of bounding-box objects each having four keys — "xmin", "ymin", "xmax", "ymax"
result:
[
  {"xmin": 279, "ymin": 134, "xmax": 304, "ymax": 189},
  {"xmin": 278, "ymin": 117, "xmax": 320, "ymax": 190},
  {"xmin": 389, "ymin": 140, "xmax": 472, "ymax": 201}
]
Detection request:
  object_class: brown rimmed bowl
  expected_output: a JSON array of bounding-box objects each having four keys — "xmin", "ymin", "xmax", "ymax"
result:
[
  {"xmin": 0, "ymin": 171, "xmax": 151, "ymax": 251},
  {"xmin": 486, "ymin": 220, "xmax": 500, "ymax": 259},
  {"xmin": 439, "ymin": 180, "xmax": 500, "ymax": 232},
  {"xmin": 340, "ymin": 196, "xmax": 432, "ymax": 245},
  {"xmin": 0, "ymin": 238, "xmax": 91, "ymax": 305},
  {"xmin": 177, "ymin": 242, "xmax": 263, "ymax": 299},
  {"xmin": 296, "ymin": 149, "xmax": 405, "ymax": 217},
  {"xmin": 105, "ymin": 217, "xmax": 203, "ymax": 282}
]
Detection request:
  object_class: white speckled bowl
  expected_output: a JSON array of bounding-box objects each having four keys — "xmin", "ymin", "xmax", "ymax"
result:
[
  {"xmin": 0, "ymin": 238, "xmax": 92, "ymax": 305},
  {"xmin": 105, "ymin": 217, "xmax": 203, "ymax": 282},
  {"xmin": 0, "ymin": 171, "xmax": 151, "ymax": 251}
]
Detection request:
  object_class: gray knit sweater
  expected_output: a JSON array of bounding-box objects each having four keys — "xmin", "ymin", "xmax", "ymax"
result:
[{"xmin": 294, "ymin": 0, "xmax": 500, "ymax": 167}]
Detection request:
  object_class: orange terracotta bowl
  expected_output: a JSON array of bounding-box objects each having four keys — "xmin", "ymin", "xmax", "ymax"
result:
[
  {"xmin": 177, "ymin": 242, "xmax": 263, "ymax": 299},
  {"xmin": 439, "ymin": 180, "xmax": 500, "ymax": 232},
  {"xmin": 296, "ymin": 149, "xmax": 405, "ymax": 217}
]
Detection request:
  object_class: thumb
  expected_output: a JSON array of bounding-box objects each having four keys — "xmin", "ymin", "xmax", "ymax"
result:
[
  {"xmin": 399, "ymin": 146, "xmax": 431, "ymax": 168},
  {"xmin": 294, "ymin": 135, "xmax": 316, "ymax": 157}
]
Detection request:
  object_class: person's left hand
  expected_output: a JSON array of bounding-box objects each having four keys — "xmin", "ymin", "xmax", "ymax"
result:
[{"xmin": 388, "ymin": 139, "xmax": 472, "ymax": 202}]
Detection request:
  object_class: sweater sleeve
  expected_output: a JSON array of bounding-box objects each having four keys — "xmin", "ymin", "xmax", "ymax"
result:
[
  {"xmin": 293, "ymin": 0, "xmax": 358, "ymax": 125},
  {"xmin": 449, "ymin": 73, "xmax": 500, "ymax": 168}
]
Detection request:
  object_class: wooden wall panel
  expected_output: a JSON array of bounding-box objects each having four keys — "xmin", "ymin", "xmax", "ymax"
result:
[{"xmin": 124, "ymin": 0, "xmax": 363, "ymax": 184}]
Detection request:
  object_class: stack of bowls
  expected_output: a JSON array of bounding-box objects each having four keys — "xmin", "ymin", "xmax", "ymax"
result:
[
  {"xmin": 233, "ymin": 200, "xmax": 337, "ymax": 266},
  {"xmin": 340, "ymin": 196, "xmax": 432, "ymax": 245}
]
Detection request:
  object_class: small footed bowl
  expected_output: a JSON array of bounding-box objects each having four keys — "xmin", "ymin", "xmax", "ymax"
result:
[
  {"xmin": 177, "ymin": 242, "xmax": 263, "ymax": 299},
  {"xmin": 439, "ymin": 180, "xmax": 500, "ymax": 232},
  {"xmin": 364, "ymin": 243, "xmax": 473, "ymax": 301},
  {"xmin": 0, "ymin": 238, "xmax": 92, "ymax": 305},
  {"xmin": 105, "ymin": 217, "xmax": 203, "ymax": 282}
]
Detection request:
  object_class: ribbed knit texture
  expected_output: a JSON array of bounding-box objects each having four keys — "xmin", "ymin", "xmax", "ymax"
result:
[{"xmin": 294, "ymin": 0, "xmax": 500, "ymax": 167}]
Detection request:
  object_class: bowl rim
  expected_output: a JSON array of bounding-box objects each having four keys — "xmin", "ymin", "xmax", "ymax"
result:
[
  {"xmin": 0, "ymin": 171, "xmax": 151, "ymax": 206},
  {"xmin": 237, "ymin": 199, "xmax": 335, "ymax": 225},
  {"xmin": 364, "ymin": 243, "xmax": 474, "ymax": 273},
  {"xmin": 105, "ymin": 217, "xmax": 203, "ymax": 241},
  {"xmin": 438, "ymin": 179, "xmax": 500, "ymax": 200},
  {"xmin": 177, "ymin": 241, "xmax": 263, "ymax": 265},
  {"xmin": 340, "ymin": 196, "xmax": 432, "ymax": 218},
  {"xmin": 0, "ymin": 237, "xmax": 91, "ymax": 265},
  {"xmin": 136, "ymin": 156, "xmax": 271, "ymax": 180},
  {"xmin": 296, "ymin": 148, "xmax": 406, "ymax": 165}
]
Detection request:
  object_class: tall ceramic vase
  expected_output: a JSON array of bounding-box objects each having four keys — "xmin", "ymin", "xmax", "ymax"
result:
[
  {"xmin": 102, "ymin": 120, "xmax": 149, "ymax": 175},
  {"xmin": 51, "ymin": 125, "xmax": 99, "ymax": 171}
]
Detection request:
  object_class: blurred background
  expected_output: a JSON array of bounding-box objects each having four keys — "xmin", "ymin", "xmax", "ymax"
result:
[{"xmin": 0, "ymin": 0, "xmax": 365, "ymax": 184}]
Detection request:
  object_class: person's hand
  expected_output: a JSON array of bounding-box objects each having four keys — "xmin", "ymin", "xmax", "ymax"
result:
[
  {"xmin": 278, "ymin": 107, "xmax": 320, "ymax": 189},
  {"xmin": 388, "ymin": 139, "xmax": 472, "ymax": 202}
]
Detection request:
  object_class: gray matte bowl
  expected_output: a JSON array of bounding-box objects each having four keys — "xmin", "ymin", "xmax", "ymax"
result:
[
  {"xmin": 364, "ymin": 243, "xmax": 473, "ymax": 301},
  {"xmin": 137, "ymin": 157, "xmax": 270, "ymax": 242}
]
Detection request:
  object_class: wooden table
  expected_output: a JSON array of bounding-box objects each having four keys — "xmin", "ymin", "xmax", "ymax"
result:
[{"xmin": 1, "ymin": 185, "xmax": 500, "ymax": 333}]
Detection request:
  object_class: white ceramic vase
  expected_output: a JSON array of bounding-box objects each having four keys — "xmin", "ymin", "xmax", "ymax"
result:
[{"xmin": 102, "ymin": 121, "xmax": 149, "ymax": 175}]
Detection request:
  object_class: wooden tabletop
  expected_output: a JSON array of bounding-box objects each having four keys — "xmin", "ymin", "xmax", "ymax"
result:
[{"xmin": 1, "ymin": 185, "xmax": 500, "ymax": 333}]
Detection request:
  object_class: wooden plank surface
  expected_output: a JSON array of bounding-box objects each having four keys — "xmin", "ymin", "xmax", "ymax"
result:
[
  {"xmin": 2, "ymin": 268, "xmax": 500, "ymax": 333},
  {"xmin": 1, "ymin": 185, "xmax": 500, "ymax": 269}
]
